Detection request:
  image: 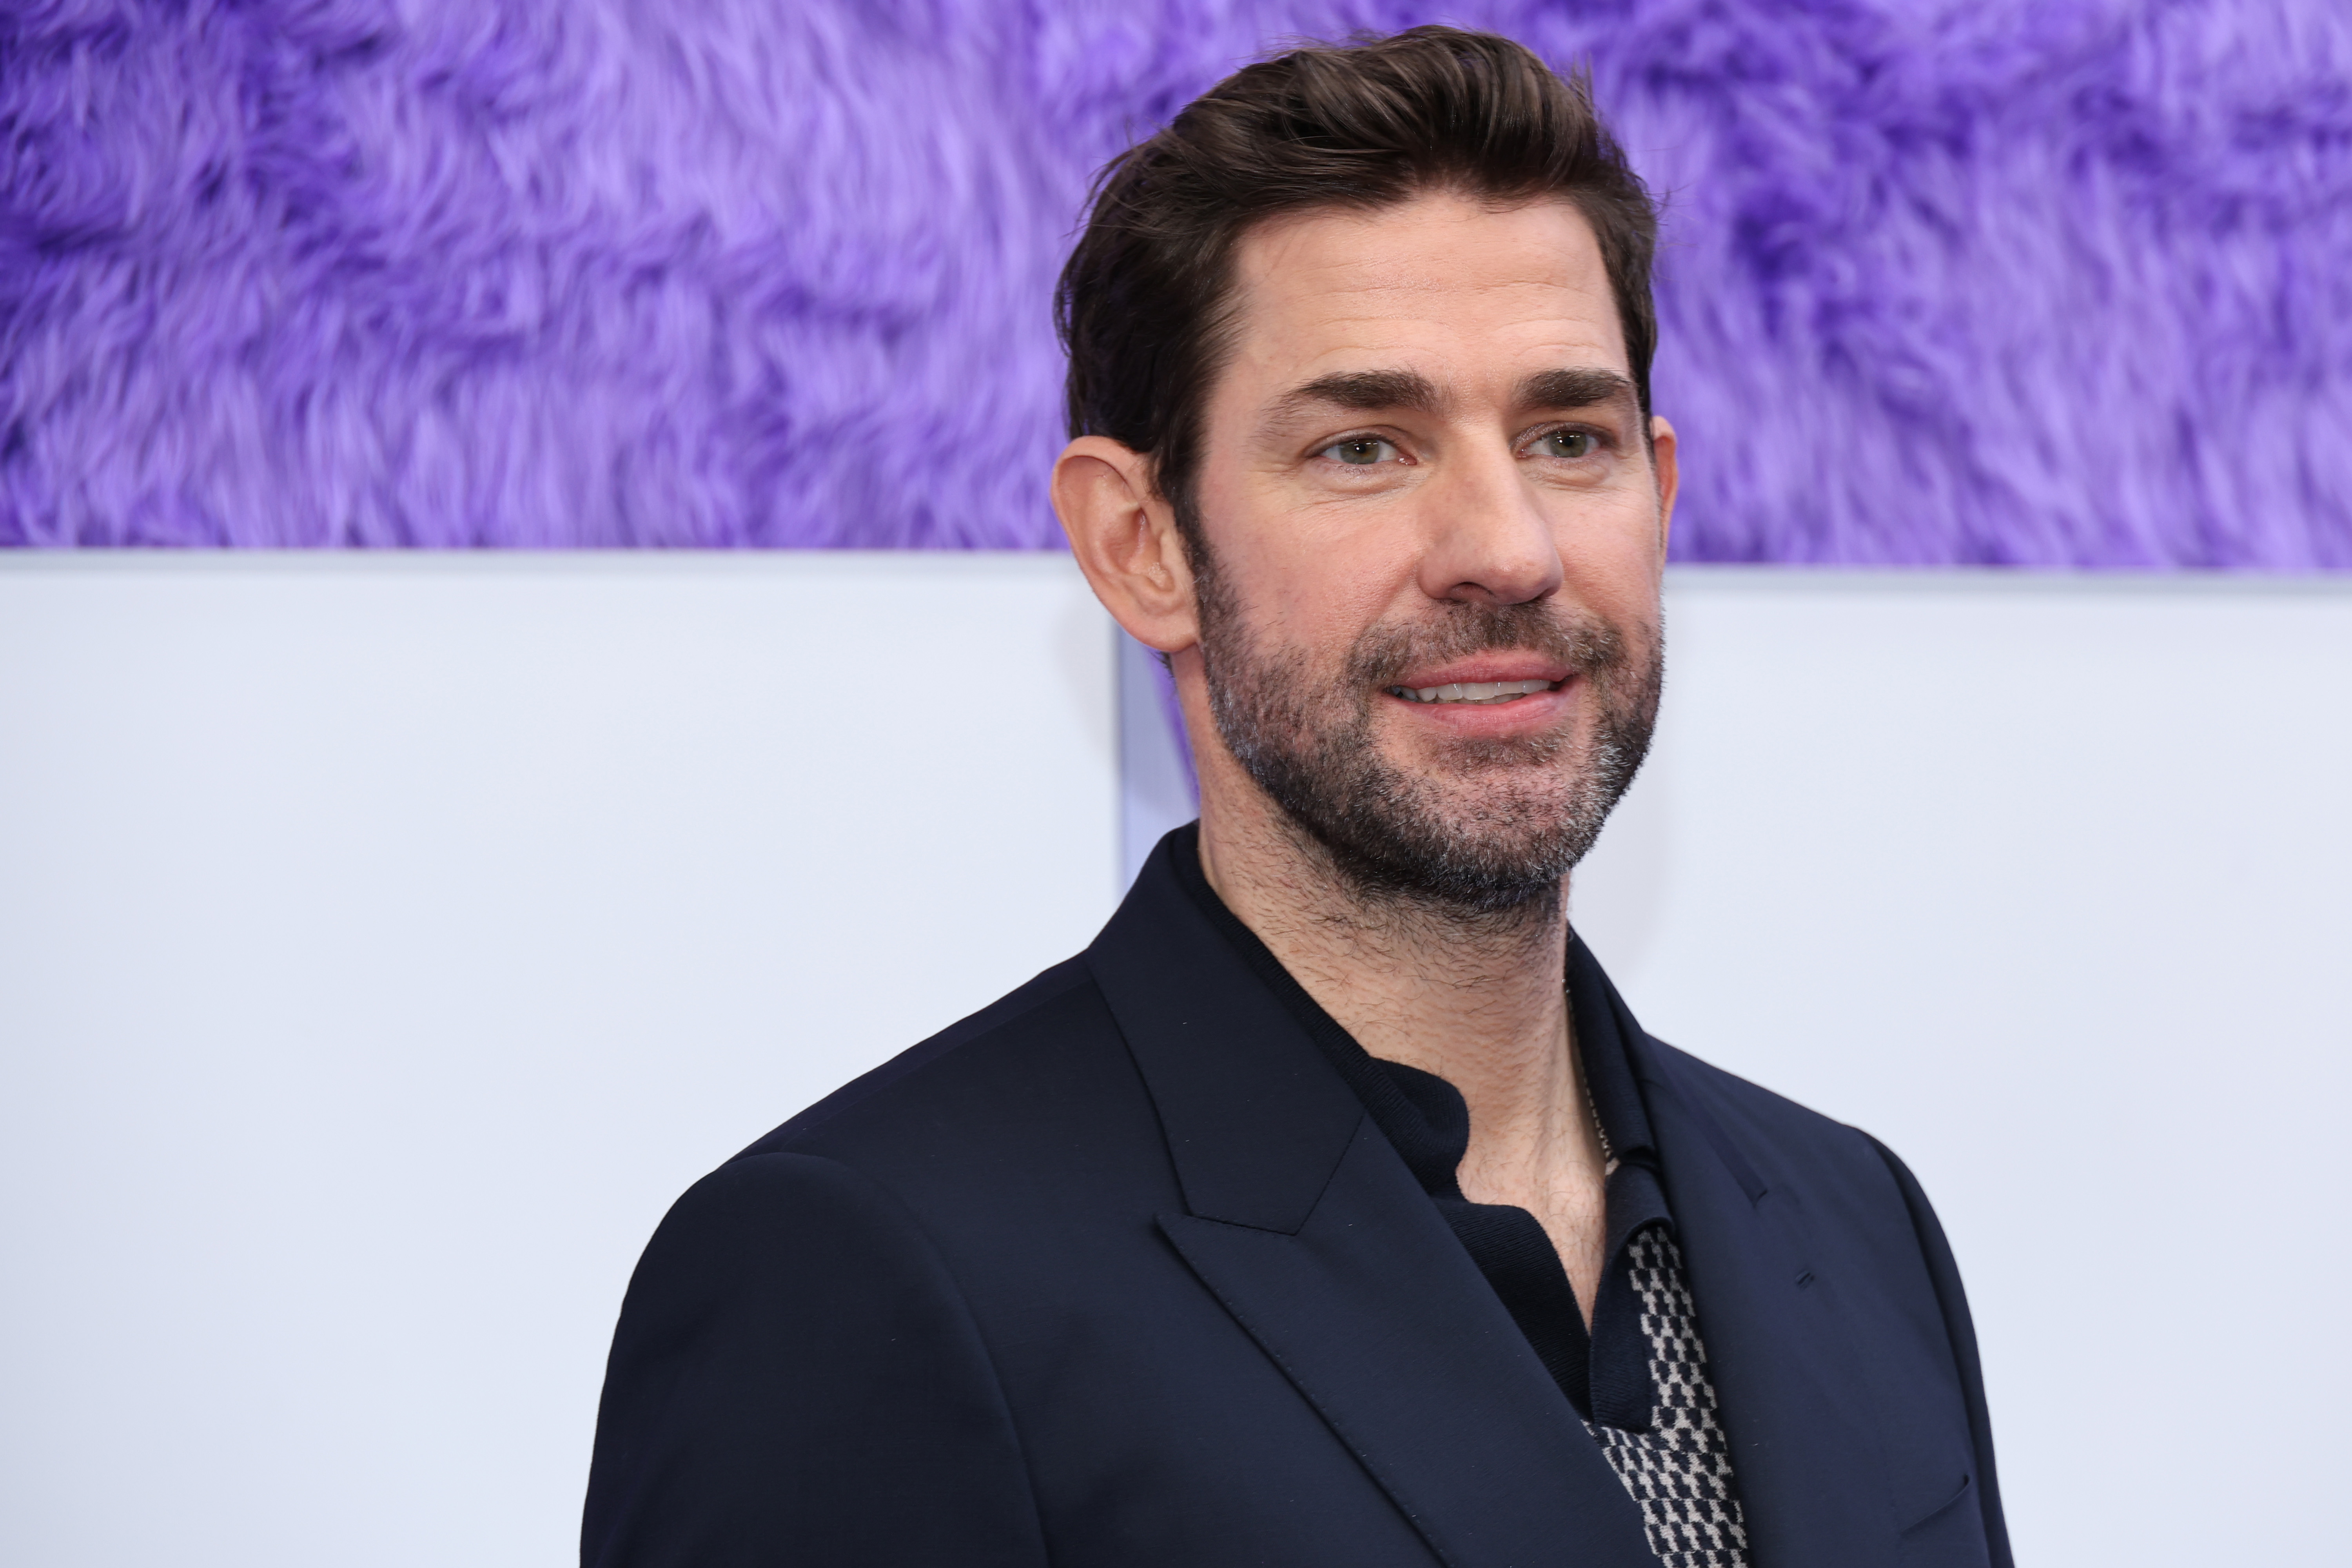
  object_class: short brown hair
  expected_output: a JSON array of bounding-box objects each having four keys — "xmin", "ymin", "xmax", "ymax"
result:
[{"xmin": 1054, "ymin": 26, "xmax": 1660, "ymax": 522}]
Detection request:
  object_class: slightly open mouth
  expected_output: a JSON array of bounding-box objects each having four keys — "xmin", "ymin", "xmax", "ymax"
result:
[{"xmin": 1386, "ymin": 679, "xmax": 1560, "ymax": 706}]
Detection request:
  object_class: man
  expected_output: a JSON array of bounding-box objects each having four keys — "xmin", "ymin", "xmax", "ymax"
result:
[{"xmin": 583, "ymin": 28, "xmax": 2009, "ymax": 1568}]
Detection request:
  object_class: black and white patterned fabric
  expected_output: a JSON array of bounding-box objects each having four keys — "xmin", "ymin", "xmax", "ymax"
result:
[{"xmin": 1584, "ymin": 1228, "xmax": 1752, "ymax": 1568}]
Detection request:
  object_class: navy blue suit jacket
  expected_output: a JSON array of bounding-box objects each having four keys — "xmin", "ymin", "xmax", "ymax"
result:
[{"xmin": 583, "ymin": 833, "xmax": 2011, "ymax": 1567}]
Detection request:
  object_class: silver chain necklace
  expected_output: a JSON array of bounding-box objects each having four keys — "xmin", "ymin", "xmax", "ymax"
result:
[
  {"xmin": 1585, "ymin": 1072, "xmax": 1615, "ymax": 1169},
  {"xmin": 1573, "ymin": 989, "xmax": 1615, "ymax": 1169}
]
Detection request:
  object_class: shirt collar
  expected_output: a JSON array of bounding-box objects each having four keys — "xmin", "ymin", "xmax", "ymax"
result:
[{"xmin": 1171, "ymin": 825, "xmax": 1664, "ymax": 1204}]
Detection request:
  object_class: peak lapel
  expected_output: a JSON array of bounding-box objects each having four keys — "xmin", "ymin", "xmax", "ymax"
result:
[
  {"xmin": 1159, "ymin": 1123, "xmax": 1657, "ymax": 1568},
  {"xmin": 1087, "ymin": 840, "xmax": 1655, "ymax": 1568},
  {"xmin": 1083, "ymin": 838, "xmax": 1361, "ymax": 1234},
  {"xmin": 1636, "ymin": 1060, "xmax": 1889, "ymax": 1564}
]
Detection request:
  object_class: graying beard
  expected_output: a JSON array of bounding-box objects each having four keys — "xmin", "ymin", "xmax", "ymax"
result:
[{"xmin": 1199, "ymin": 577, "xmax": 1661, "ymax": 918}]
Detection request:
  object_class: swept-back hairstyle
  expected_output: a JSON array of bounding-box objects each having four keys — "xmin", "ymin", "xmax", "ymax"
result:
[{"xmin": 1054, "ymin": 26, "xmax": 1660, "ymax": 526}]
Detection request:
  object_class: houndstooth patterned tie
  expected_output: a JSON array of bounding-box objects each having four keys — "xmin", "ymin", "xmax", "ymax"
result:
[{"xmin": 1583, "ymin": 1229, "xmax": 1753, "ymax": 1568}]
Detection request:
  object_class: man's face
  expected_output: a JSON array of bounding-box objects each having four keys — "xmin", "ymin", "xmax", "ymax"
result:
[{"xmin": 1187, "ymin": 189, "xmax": 1672, "ymax": 913}]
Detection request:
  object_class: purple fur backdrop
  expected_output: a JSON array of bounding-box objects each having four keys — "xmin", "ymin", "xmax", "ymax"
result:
[{"xmin": 3, "ymin": 0, "xmax": 2347, "ymax": 564}]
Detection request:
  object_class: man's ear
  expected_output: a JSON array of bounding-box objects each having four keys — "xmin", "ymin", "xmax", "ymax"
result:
[
  {"xmin": 1052, "ymin": 436, "xmax": 1199, "ymax": 654},
  {"xmin": 1648, "ymin": 414, "xmax": 1679, "ymax": 560}
]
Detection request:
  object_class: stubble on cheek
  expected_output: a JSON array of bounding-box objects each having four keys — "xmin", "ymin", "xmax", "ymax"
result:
[{"xmin": 1198, "ymin": 579, "xmax": 1663, "ymax": 914}]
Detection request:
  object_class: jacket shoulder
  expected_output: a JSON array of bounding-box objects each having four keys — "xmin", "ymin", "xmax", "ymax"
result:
[
  {"xmin": 1636, "ymin": 1033, "xmax": 1945, "ymax": 1279},
  {"xmin": 733, "ymin": 953, "xmax": 1146, "ymax": 1173},
  {"xmin": 1637, "ymin": 1033, "xmax": 1894, "ymax": 1196},
  {"xmin": 586, "ymin": 1149, "xmax": 1051, "ymax": 1567}
]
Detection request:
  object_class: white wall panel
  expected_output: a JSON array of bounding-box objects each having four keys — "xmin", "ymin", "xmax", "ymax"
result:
[{"xmin": 0, "ymin": 553, "xmax": 1118, "ymax": 1568}]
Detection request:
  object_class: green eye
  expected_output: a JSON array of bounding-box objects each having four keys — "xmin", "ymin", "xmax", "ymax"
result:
[
  {"xmin": 1321, "ymin": 437, "xmax": 1399, "ymax": 466},
  {"xmin": 1538, "ymin": 430, "xmax": 1597, "ymax": 459}
]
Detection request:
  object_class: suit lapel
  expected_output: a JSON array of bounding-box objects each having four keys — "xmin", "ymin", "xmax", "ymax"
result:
[
  {"xmin": 1087, "ymin": 838, "xmax": 1655, "ymax": 1568},
  {"xmin": 1161, "ymin": 1120, "xmax": 1655, "ymax": 1568},
  {"xmin": 1620, "ymin": 1007, "xmax": 1899, "ymax": 1566}
]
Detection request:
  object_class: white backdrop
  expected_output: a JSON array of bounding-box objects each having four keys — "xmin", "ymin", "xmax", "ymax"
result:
[
  {"xmin": 3, "ymin": 555, "xmax": 2347, "ymax": 1566},
  {"xmin": 0, "ymin": 553, "xmax": 1120, "ymax": 1568}
]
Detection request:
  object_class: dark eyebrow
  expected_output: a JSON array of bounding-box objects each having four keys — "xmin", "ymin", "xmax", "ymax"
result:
[
  {"xmin": 1268, "ymin": 368, "xmax": 1442, "ymax": 422},
  {"xmin": 1266, "ymin": 366, "xmax": 1635, "ymax": 429},
  {"xmin": 1517, "ymin": 366, "xmax": 1638, "ymax": 412}
]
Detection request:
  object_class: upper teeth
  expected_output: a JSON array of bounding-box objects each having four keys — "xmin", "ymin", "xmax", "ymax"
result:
[{"xmin": 1394, "ymin": 679, "xmax": 1556, "ymax": 704}]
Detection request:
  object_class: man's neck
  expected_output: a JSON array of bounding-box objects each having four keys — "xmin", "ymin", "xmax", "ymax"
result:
[
  {"xmin": 1190, "ymin": 738, "xmax": 1615, "ymax": 1320},
  {"xmin": 1193, "ymin": 775, "xmax": 1593, "ymax": 1173}
]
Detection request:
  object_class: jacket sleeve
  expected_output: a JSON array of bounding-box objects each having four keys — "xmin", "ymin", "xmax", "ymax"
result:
[
  {"xmin": 1865, "ymin": 1136, "xmax": 2015, "ymax": 1568},
  {"xmin": 581, "ymin": 1152, "xmax": 1048, "ymax": 1568}
]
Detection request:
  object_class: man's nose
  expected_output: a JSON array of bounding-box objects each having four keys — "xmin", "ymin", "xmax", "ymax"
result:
[{"xmin": 1413, "ymin": 445, "xmax": 1566, "ymax": 608}]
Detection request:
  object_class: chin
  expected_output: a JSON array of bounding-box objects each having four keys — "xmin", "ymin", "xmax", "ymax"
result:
[{"xmin": 1303, "ymin": 777, "xmax": 1606, "ymax": 915}]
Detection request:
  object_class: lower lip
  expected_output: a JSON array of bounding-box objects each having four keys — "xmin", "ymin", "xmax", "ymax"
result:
[{"xmin": 1381, "ymin": 680, "xmax": 1577, "ymax": 735}]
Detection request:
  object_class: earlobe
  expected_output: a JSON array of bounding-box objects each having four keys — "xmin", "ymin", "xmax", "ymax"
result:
[{"xmin": 1051, "ymin": 437, "xmax": 1200, "ymax": 653}]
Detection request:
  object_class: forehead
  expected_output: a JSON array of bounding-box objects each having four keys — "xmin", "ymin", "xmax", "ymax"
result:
[{"xmin": 1219, "ymin": 191, "xmax": 1627, "ymax": 405}]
